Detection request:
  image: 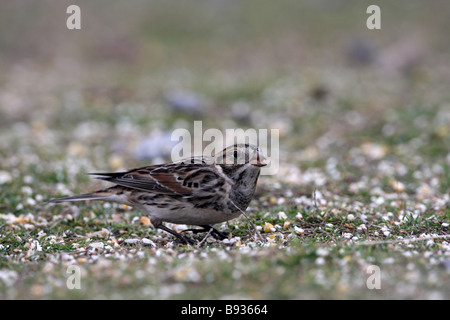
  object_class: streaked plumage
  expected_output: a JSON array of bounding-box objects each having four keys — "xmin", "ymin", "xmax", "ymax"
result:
[{"xmin": 49, "ymin": 144, "xmax": 266, "ymax": 244}]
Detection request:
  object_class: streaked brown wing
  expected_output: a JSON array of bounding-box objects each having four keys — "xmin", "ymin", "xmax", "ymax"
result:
[{"xmin": 90, "ymin": 162, "xmax": 220, "ymax": 196}]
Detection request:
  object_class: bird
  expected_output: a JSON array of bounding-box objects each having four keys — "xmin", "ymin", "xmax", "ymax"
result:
[{"xmin": 49, "ymin": 143, "xmax": 267, "ymax": 245}]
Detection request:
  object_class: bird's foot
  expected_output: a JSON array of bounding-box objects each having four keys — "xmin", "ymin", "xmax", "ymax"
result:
[{"xmin": 184, "ymin": 225, "xmax": 230, "ymax": 240}]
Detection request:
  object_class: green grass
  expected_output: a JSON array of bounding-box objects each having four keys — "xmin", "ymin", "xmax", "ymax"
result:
[{"xmin": 1, "ymin": 193, "xmax": 449, "ymax": 299}]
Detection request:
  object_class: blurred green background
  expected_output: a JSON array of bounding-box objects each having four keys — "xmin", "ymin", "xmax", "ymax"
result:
[{"xmin": 1, "ymin": 0, "xmax": 449, "ymax": 146}]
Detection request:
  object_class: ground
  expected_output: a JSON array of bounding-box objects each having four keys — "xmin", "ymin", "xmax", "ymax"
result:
[{"xmin": 0, "ymin": 1, "xmax": 449, "ymax": 299}]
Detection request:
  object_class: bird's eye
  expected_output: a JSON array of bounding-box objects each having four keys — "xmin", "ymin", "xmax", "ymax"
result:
[{"xmin": 233, "ymin": 150, "xmax": 238, "ymax": 158}]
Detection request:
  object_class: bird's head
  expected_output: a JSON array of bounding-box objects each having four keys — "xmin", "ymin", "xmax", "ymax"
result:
[{"xmin": 214, "ymin": 144, "xmax": 267, "ymax": 168}]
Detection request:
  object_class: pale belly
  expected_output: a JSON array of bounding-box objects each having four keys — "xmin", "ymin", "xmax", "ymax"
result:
[
  {"xmin": 104, "ymin": 189, "xmax": 243, "ymax": 226},
  {"xmin": 143, "ymin": 205, "xmax": 242, "ymax": 225}
]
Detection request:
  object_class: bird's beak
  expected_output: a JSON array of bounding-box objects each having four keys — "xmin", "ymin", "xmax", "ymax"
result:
[{"xmin": 250, "ymin": 149, "xmax": 267, "ymax": 167}]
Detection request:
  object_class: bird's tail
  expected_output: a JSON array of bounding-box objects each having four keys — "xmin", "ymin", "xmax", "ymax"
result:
[{"xmin": 47, "ymin": 191, "xmax": 114, "ymax": 204}]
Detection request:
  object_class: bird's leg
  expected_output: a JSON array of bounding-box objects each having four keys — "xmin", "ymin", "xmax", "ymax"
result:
[
  {"xmin": 206, "ymin": 225, "xmax": 230, "ymax": 240},
  {"xmin": 184, "ymin": 225, "xmax": 229, "ymax": 240},
  {"xmin": 156, "ymin": 224, "xmax": 196, "ymax": 245}
]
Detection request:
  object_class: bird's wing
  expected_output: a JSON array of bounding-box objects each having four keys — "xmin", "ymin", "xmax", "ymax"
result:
[{"xmin": 90, "ymin": 162, "xmax": 222, "ymax": 196}]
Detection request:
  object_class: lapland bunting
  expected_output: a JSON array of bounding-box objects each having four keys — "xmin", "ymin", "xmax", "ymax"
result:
[{"xmin": 49, "ymin": 144, "xmax": 266, "ymax": 244}]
